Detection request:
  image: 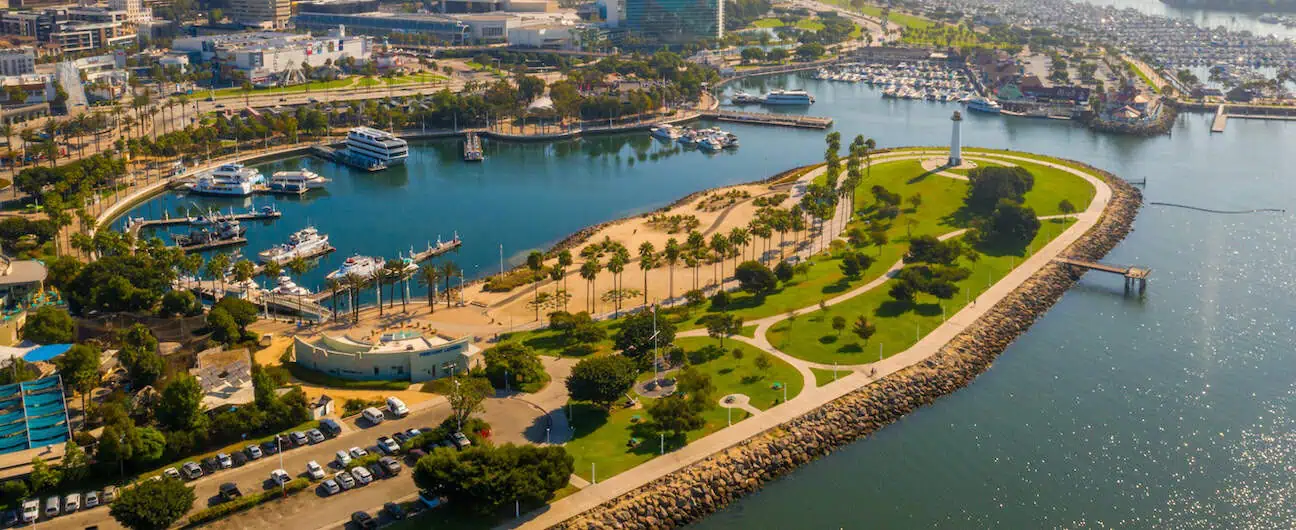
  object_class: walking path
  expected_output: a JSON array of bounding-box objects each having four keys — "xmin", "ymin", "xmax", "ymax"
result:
[
  {"xmin": 718, "ymin": 394, "xmax": 761, "ymax": 416},
  {"xmin": 509, "ymin": 150, "xmax": 1112, "ymax": 529}
]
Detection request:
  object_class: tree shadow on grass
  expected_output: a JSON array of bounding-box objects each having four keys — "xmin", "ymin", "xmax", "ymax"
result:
[
  {"xmin": 568, "ymin": 402, "xmax": 610, "ymax": 440},
  {"xmin": 971, "ymin": 236, "xmax": 1029, "ymax": 259},
  {"xmin": 876, "ymin": 300, "xmax": 915, "ymax": 318},
  {"xmin": 520, "ymin": 331, "xmax": 568, "ymax": 353},
  {"xmin": 821, "ymin": 277, "xmax": 852, "ymax": 295},
  {"xmin": 818, "ymin": 334, "xmax": 838, "ymax": 344},
  {"xmin": 906, "ymin": 167, "xmax": 942, "ymax": 185},
  {"xmin": 836, "ymin": 342, "xmax": 863, "ymax": 353}
]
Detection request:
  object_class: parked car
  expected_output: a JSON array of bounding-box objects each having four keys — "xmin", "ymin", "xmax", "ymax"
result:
[
  {"xmin": 351, "ymin": 466, "xmax": 373, "ymax": 485},
  {"xmin": 384, "ymin": 501, "xmax": 407, "ymax": 520},
  {"xmin": 182, "ymin": 462, "xmax": 204, "ymax": 479},
  {"xmin": 351, "ymin": 511, "xmax": 378, "ymax": 529},
  {"xmin": 361, "ymin": 407, "xmax": 385, "ymax": 425},
  {"xmin": 322, "ymin": 479, "xmax": 340, "ymax": 495},
  {"xmin": 451, "ymin": 432, "xmax": 471, "ymax": 449},
  {"xmin": 290, "ymin": 431, "xmax": 309, "ymax": 446},
  {"xmin": 219, "ymin": 483, "xmax": 242, "ymax": 501},
  {"xmin": 201, "ymin": 457, "xmax": 221, "ymax": 473},
  {"xmin": 163, "ymin": 467, "xmax": 181, "ymax": 480},
  {"xmin": 85, "ymin": 490, "xmax": 99, "ymax": 509},
  {"xmin": 379, "ymin": 456, "xmax": 402, "ymax": 475},
  {"xmin": 392, "ymin": 431, "xmax": 410, "ymax": 445},
  {"xmin": 307, "ymin": 429, "xmax": 325, "ymax": 444},
  {"xmin": 217, "ymin": 453, "xmax": 233, "ymax": 469},
  {"xmin": 406, "ymin": 428, "xmax": 422, "ymax": 439},
  {"xmin": 306, "ymin": 460, "xmax": 325, "ymax": 480},
  {"xmin": 20, "ymin": 499, "xmax": 38, "ymax": 523},
  {"xmin": 366, "ymin": 462, "xmax": 386, "ymax": 480},
  {"xmin": 1, "ymin": 508, "xmax": 17, "ymax": 527},
  {"xmin": 335, "ymin": 450, "xmax": 352, "ymax": 467},
  {"xmin": 334, "ymin": 471, "xmax": 355, "ymax": 490},
  {"xmin": 349, "ymin": 446, "xmax": 368, "ymax": 458},
  {"xmin": 386, "ymin": 396, "xmax": 409, "ymax": 417},
  {"xmin": 270, "ymin": 469, "xmax": 291, "ymax": 486},
  {"xmin": 246, "ymin": 444, "xmax": 264, "ymax": 460},
  {"xmin": 103, "ymin": 486, "xmax": 118, "ymax": 503},
  {"xmin": 63, "ymin": 493, "xmax": 79, "ymax": 513},
  {"xmin": 43, "ymin": 496, "xmax": 58, "ymax": 518},
  {"xmin": 231, "ymin": 451, "xmax": 248, "ymax": 467},
  {"xmin": 377, "ymin": 436, "xmax": 400, "ymax": 455},
  {"xmin": 319, "ymin": 418, "xmax": 342, "ymax": 437},
  {"xmin": 406, "ymin": 448, "xmax": 427, "ymax": 463}
]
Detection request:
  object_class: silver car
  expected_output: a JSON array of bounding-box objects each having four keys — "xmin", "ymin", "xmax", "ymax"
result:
[
  {"xmin": 351, "ymin": 466, "xmax": 373, "ymax": 485},
  {"xmin": 322, "ymin": 479, "xmax": 341, "ymax": 495},
  {"xmin": 334, "ymin": 471, "xmax": 355, "ymax": 490}
]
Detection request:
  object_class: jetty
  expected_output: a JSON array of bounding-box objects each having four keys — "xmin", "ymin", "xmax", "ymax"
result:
[
  {"xmin": 698, "ymin": 110, "xmax": 833, "ymax": 129},
  {"xmin": 1054, "ymin": 257, "xmax": 1151, "ymax": 293},
  {"xmin": 463, "ymin": 132, "xmax": 484, "ymax": 162},
  {"xmin": 408, "ymin": 235, "xmax": 463, "ymax": 264},
  {"xmin": 1209, "ymin": 104, "xmax": 1296, "ymax": 134},
  {"xmin": 125, "ymin": 207, "xmax": 281, "ymax": 237},
  {"xmin": 178, "ymin": 237, "xmax": 247, "ymax": 253}
]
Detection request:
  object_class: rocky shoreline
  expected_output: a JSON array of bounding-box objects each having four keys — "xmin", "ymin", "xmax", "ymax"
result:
[{"xmin": 553, "ymin": 162, "xmax": 1142, "ymax": 530}]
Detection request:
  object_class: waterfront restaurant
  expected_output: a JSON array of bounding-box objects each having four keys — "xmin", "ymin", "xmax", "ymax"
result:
[{"xmin": 293, "ymin": 330, "xmax": 481, "ymax": 382}]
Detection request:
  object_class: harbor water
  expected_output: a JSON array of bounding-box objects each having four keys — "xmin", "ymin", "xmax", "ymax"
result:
[{"xmin": 118, "ymin": 70, "xmax": 1296, "ymax": 528}]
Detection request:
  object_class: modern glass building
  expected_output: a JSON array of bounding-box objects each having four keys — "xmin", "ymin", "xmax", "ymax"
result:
[
  {"xmin": 291, "ymin": 12, "xmax": 471, "ymax": 44},
  {"xmin": 624, "ymin": 0, "xmax": 722, "ymax": 43}
]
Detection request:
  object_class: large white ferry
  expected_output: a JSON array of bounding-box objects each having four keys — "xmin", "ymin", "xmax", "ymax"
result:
[
  {"xmin": 257, "ymin": 227, "xmax": 331, "ymax": 264},
  {"xmin": 966, "ymin": 96, "xmax": 1003, "ymax": 114},
  {"xmin": 326, "ymin": 255, "xmax": 386, "ymax": 281},
  {"xmin": 344, "ymin": 127, "xmax": 408, "ymax": 167},
  {"xmin": 762, "ymin": 89, "xmax": 815, "ymax": 106},
  {"xmin": 189, "ymin": 164, "xmax": 265, "ymax": 196},
  {"xmin": 269, "ymin": 169, "xmax": 329, "ymax": 193}
]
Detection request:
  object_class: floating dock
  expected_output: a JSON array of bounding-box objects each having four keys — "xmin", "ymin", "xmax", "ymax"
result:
[
  {"xmin": 126, "ymin": 208, "xmax": 282, "ymax": 237},
  {"xmin": 408, "ymin": 235, "xmax": 462, "ymax": 264},
  {"xmin": 178, "ymin": 237, "xmax": 248, "ymax": 253},
  {"xmin": 697, "ymin": 110, "xmax": 833, "ymax": 129},
  {"xmin": 463, "ymin": 133, "xmax": 484, "ymax": 162},
  {"xmin": 1212, "ymin": 105, "xmax": 1228, "ymax": 133}
]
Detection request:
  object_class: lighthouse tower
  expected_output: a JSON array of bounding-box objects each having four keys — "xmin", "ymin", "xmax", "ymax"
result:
[{"xmin": 949, "ymin": 110, "xmax": 963, "ymax": 166}]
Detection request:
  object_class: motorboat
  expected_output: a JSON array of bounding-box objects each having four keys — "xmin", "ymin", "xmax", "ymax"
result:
[
  {"xmin": 270, "ymin": 275, "xmax": 312, "ymax": 296},
  {"xmin": 269, "ymin": 169, "xmax": 329, "ymax": 193},
  {"xmin": 173, "ymin": 219, "xmax": 245, "ymax": 247},
  {"xmin": 730, "ymin": 91, "xmax": 764, "ymax": 105},
  {"xmin": 326, "ymin": 255, "xmax": 386, "ymax": 281},
  {"xmin": 344, "ymin": 127, "xmax": 408, "ymax": 166},
  {"xmin": 189, "ymin": 164, "xmax": 265, "ymax": 197},
  {"xmin": 257, "ymin": 227, "xmax": 331, "ymax": 264},
  {"xmin": 649, "ymin": 124, "xmax": 680, "ymax": 140},
  {"xmin": 966, "ymin": 96, "xmax": 1003, "ymax": 114}
]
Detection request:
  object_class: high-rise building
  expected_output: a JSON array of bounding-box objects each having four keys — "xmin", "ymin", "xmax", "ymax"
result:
[
  {"xmin": 623, "ymin": 0, "xmax": 721, "ymax": 43},
  {"xmin": 228, "ymin": 0, "xmax": 292, "ymax": 28},
  {"xmin": 108, "ymin": 0, "xmax": 153, "ymax": 24}
]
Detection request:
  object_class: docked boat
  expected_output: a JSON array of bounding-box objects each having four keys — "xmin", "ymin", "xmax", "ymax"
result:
[
  {"xmin": 966, "ymin": 96, "xmax": 1003, "ymax": 114},
  {"xmin": 189, "ymin": 164, "xmax": 265, "ymax": 197},
  {"xmin": 678, "ymin": 129, "xmax": 699, "ymax": 146},
  {"xmin": 723, "ymin": 132, "xmax": 739, "ymax": 149},
  {"xmin": 326, "ymin": 255, "xmax": 386, "ymax": 281},
  {"xmin": 257, "ymin": 226, "xmax": 331, "ymax": 264},
  {"xmin": 730, "ymin": 91, "xmax": 764, "ymax": 105},
  {"xmin": 649, "ymin": 124, "xmax": 680, "ymax": 140},
  {"xmin": 270, "ymin": 275, "xmax": 312, "ymax": 296},
  {"xmin": 698, "ymin": 135, "xmax": 723, "ymax": 152},
  {"xmin": 173, "ymin": 219, "xmax": 245, "ymax": 247},
  {"xmin": 344, "ymin": 126, "xmax": 409, "ymax": 167},
  {"xmin": 463, "ymin": 132, "xmax": 484, "ymax": 162},
  {"xmin": 762, "ymin": 89, "xmax": 815, "ymax": 106},
  {"xmin": 269, "ymin": 169, "xmax": 329, "ymax": 193}
]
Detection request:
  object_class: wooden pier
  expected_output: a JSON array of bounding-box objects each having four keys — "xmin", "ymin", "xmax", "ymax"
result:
[
  {"xmin": 1211, "ymin": 105, "xmax": 1228, "ymax": 133},
  {"xmin": 126, "ymin": 208, "xmax": 282, "ymax": 237},
  {"xmin": 1055, "ymin": 257, "xmax": 1151, "ymax": 293},
  {"xmin": 698, "ymin": 110, "xmax": 833, "ymax": 129}
]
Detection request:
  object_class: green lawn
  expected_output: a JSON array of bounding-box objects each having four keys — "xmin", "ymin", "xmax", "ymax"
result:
[
  {"xmin": 810, "ymin": 367, "xmax": 842, "ymax": 387},
  {"xmin": 753, "ymin": 18, "xmax": 785, "ymax": 28},
  {"xmin": 945, "ymin": 160, "xmax": 1005, "ymax": 176},
  {"xmin": 355, "ymin": 77, "xmax": 383, "ymax": 88},
  {"xmin": 738, "ymin": 324, "xmax": 757, "ymax": 338},
  {"xmin": 563, "ymin": 338, "xmax": 801, "ymax": 481},
  {"xmin": 384, "ymin": 73, "xmax": 449, "ymax": 85},
  {"xmin": 795, "ymin": 19, "xmax": 826, "ymax": 31},
  {"xmin": 767, "ymin": 220, "xmax": 1073, "ymax": 365},
  {"xmin": 212, "ymin": 78, "xmax": 353, "ymax": 98}
]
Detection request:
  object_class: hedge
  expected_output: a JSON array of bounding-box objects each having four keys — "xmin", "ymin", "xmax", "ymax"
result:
[
  {"xmin": 287, "ymin": 363, "xmax": 411, "ymax": 390},
  {"xmin": 186, "ymin": 478, "xmax": 311, "ymax": 526}
]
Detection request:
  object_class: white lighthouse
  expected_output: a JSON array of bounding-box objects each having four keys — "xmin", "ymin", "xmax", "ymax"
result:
[{"xmin": 949, "ymin": 110, "xmax": 963, "ymax": 166}]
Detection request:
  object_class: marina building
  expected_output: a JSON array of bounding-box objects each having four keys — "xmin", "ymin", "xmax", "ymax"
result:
[
  {"xmin": 172, "ymin": 28, "xmax": 371, "ymax": 85},
  {"xmin": 623, "ymin": 0, "xmax": 722, "ymax": 43},
  {"xmin": 293, "ymin": 330, "xmax": 481, "ymax": 383}
]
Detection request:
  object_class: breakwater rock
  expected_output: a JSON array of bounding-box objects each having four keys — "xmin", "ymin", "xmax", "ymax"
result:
[{"xmin": 554, "ymin": 165, "xmax": 1142, "ymax": 530}]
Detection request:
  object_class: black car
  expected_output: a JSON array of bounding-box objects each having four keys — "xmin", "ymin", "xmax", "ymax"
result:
[
  {"xmin": 350, "ymin": 511, "xmax": 378, "ymax": 529},
  {"xmin": 366, "ymin": 462, "xmax": 386, "ymax": 480},
  {"xmin": 392, "ymin": 431, "xmax": 410, "ymax": 445},
  {"xmin": 219, "ymin": 483, "xmax": 242, "ymax": 501},
  {"xmin": 1, "ymin": 509, "xmax": 18, "ymax": 527},
  {"xmin": 262, "ymin": 440, "xmax": 280, "ymax": 455},
  {"xmin": 383, "ymin": 502, "xmax": 406, "ymax": 520},
  {"xmin": 201, "ymin": 457, "xmax": 221, "ymax": 473},
  {"xmin": 231, "ymin": 451, "xmax": 248, "ymax": 467},
  {"xmin": 320, "ymin": 418, "xmax": 342, "ymax": 437}
]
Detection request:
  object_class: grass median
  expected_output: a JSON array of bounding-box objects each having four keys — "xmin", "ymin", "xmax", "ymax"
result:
[{"xmin": 287, "ymin": 363, "xmax": 411, "ymax": 390}]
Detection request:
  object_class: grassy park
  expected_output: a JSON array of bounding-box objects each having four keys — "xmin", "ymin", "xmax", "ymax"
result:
[{"xmin": 562, "ymin": 337, "xmax": 802, "ymax": 480}]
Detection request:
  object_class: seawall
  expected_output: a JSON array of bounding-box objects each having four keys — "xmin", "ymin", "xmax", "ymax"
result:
[{"xmin": 552, "ymin": 162, "xmax": 1142, "ymax": 529}]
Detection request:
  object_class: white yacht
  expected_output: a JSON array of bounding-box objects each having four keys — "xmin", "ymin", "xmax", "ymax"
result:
[
  {"xmin": 189, "ymin": 164, "xmax": 265, "ymax": 196},
  {"xmin": 257, "ymin": 227, "xmax": 331, "ymax": 264},
  {"xmin": 730, "ymin": 91, "xmax": 764, "ymax": 105},
  {"xmin": 270, "ymin": 275, "xmax": 313, "ymax": 296},
  {"xmin": 762, "ymin": 89, "xmax": 815, "ymax": 105},
  {"xmin": 326, "ymin": 255, "xmax": 386, "ymax": 281},
  {"xmin": 966, "ymin": 96, "xmax": 1003, "ymax": 114},
  {"xmin": 269, "ymin": 169, "xmax": 329, "ymax": 192},
  {"xmin": 344, "ymin": 127, "xmax": 408, "ymax": 166},
  {"xmin": 649, "ymin": 124, "xmax": 680, "ymax": 140}
]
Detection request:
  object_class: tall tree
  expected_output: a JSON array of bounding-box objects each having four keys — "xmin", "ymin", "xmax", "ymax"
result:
[{"xmin": 109, "ymin": 477, "xmax": 195, "ymax": 530}]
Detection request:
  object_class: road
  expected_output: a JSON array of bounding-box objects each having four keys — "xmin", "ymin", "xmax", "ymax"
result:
[{"xmin": 43, "ymin": 398, "xmax": 451, "ymax": 530}]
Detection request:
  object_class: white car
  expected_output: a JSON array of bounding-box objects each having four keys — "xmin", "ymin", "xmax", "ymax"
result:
[
  {"xmin": 350, "ymin": 466, "xmax": 373, "ymax": 485},
  {"xmin": 246, "ymin": 444, "xmax": 263, "ymax": 459},
  {"xmin": 377, "ymin": 437, "xmax": 400, "ymax": 455},
  {"xmin": 20, "ymin": 499, "xmax": 38, "ymax": 523},
  {"xmin": 270, "ymin": 469, "xmax": 291, "ymax": 486},
  {"xmin": 349, "ymin": 446, "xmax": 368, "ymax": 458},
  {"xmin": 63, "ymin": 493, "xmax": 80, "ymax": 513},
  {"xmin": 163, "ymin": 467, "xmax": 181, "ymax": 480},
  {"xmin": 322, "ymin": 479, "xmax": 341, "ymax": 495},
  {"xmin": 306, "ymin": 460, "xmax": 325, "ymax": 480},
  {"xmin": 84, "ymin": 491, "xmax": 99, "ymax": 509},
  {"xmin": 335, "ymin": 471, "xmax": 355, "ymax": 490},
  {"xmin": 335, "ymin": 450, "xmax": 352, "ymax": 467},
  {"xmin": 217, "ymin": 453, "xmax": 233, "ymax": 469}
]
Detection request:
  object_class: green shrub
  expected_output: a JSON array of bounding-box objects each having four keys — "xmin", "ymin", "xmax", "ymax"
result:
[
  {"xmin": 286, "ymin": 363, "xmax": 410, "ymax": 390},
  {"xmin": 186, "ymin": 478, "xmax": 310, "ymax": 525},
  {"xmin": 482, "ymin": 269, "xmax": 540, "ymax": 292}
]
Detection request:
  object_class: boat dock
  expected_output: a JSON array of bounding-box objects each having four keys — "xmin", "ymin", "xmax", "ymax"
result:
[
  {"xmin": 408, "ymin": 236, "xmax": 462, "ymax": 264},
  {"xmin": 126, "ymin": 208, "xmax": 282, "ymax": 236},
  {"xmin": 697, "ymin": 110, "xmax": 833, "ymax": 129},
  {"xmin": 1212, "ymin": 105, "xmax": 1228, "ymax": 133},
  {"xmin": 178, "ymin": 237, "xmax": 247, "ymax": 253},
  {"xmin": 1209, "ymin": 104, "xmax": 1296, "ymax": 134},
  {"xmin": 185, "ymin": 279, "xmax": 332, "ymax": 322},
  {"xmin": 463, "ymin": 133, "xmax": 484, "ymax": 162},
  {"xmin": 1055, "ymin": 257, "xmax": 1151, "ymax": 293}
]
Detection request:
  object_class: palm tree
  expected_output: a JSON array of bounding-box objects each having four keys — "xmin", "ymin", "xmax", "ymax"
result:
[
  {"xmin": 607, "ymin": 255, "xmax": 625, "ymax": 318},
  {"xmin": 526, "ymin": 250, "xmax": 545, "ymax": 321},
  {"xmin": 206, "ymin": 253, "xmax": 231, "ymax": 298},
  {"xmin": 371, "ymin": 268, "xmax": 385, "ymax": 317},
  {"xmin": 439, "ymin": 261, "xmax": 460, "ymax": 307},
  {"xmin": 417, "ymin": 265, "xmax": 440, "ymax": 313},
  {"xmin": 325, "ymin": 277, "xmax": 342, "ymax": 319},
  {"xmin": 728, "ymin": 227, "xmax": 750, "ymax": 266},
  {"xmin": 232, "ymin": 259, "xmax": 256, "ymax": 300},
  {"xmin": 344, "ymin": 272, "xmax": 364, "ymax": 322},
  {"xmin": 181, "ymin": 254, "xmax": 203, "ymax": 292},
  {"xmin": 548, "ymin": 266, "xmax": 566, "ymax": 311},
  {"xmin": 637, "ymin": 241, "xmax": 656, "ymax": 308},
  {"xmin": 556, "ymin": 249, "xmax": 573, "ymax": 296},
  {"xmin": 663, "ymin": 238, "xmax": 680, "ymax": 302},
  {"xmin": 579, "ymin": 259, "xmax": 600, "ymax": 313},
  {"xmin": 709, "ymin": 234, "xmax": 728, "ymax": 285}
]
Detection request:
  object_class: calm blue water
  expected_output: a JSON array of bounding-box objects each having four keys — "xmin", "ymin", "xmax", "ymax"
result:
[{"xmin": 118, "ymin": 71, "xmax": 1296, "ymax": 528}]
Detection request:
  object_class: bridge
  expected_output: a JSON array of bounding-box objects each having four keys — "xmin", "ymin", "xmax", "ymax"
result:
[{"xmin": 1054, "ymin": 257, "xmax": 1151, "ymax": 293}]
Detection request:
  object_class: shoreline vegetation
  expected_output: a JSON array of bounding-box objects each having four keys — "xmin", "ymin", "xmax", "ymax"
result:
[{"xmin": 545, "ymin": 156, "xmax": 1140, "ymax": 528}]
